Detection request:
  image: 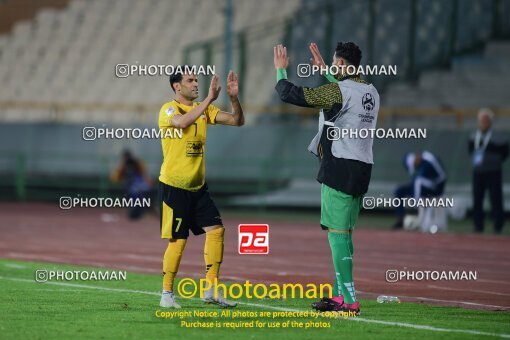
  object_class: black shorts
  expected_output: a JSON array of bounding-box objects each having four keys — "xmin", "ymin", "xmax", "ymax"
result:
[{"xmin": 159, "ymin": 181, "xmax": 223, "ymax": 239}]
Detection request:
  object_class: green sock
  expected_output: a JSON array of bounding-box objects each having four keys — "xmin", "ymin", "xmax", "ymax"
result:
[
  {"xmin": 348, "ymin": 233, "xmax": 354, "ymax": 256},
  {"xmin": 333, "ymin": 274, "xmax": 339, "ymax": 296},
  {"xmin": 328, "ymin": 232, "xmax": 356, "ymax": 303}
]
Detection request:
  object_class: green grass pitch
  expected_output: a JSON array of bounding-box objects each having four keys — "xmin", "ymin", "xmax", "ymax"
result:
[{"xmin": 0, "ymin": 259, "xmax": 509, "ymax": 339}]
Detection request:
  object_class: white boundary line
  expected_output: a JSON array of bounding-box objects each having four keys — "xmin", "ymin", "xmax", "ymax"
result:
[
  {"xmin": 0, "ymin": 276, "xmax": 508, "ymax": 338},
  {"xmin": 427, "ymin": 285, "xmax": 510, "ymax": 297},
  {"xmin": 3, "ymin": 255, "xmax": 509, "ymax": 310},
  {"xmin": 356, "ymin": 287, "xmax": 510, "ymax": 310}
]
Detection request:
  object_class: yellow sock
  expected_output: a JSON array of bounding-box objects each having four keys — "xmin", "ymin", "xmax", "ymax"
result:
[
  {"xmin": 162, "ymin": 239, "xmax": 187, "ymax": 292},
  {"xmin": 204, "ymin": 227, "xmax": 224, "ymax": 283}
]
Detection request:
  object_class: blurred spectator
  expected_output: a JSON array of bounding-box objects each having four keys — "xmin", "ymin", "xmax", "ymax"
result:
[
  {"xmin": 111, "ymin": 150, "xmax": 152, "ymax": 220},
  {"xmin": 468, "ymin": 108, "xmax": 508, "ymax": 234},
  {"xmin": 393, "ymin": 151, "xmax": 447, "ymax": 229}
]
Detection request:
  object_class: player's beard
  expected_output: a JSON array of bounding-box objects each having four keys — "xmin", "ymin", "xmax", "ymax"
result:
[
  {"xmin": 181, "ymin": 90, "xmax": 198, "ymax": 101},
  {"xmin": 184, "ymin": 88, "xmax": 199, "ymax": 101}
]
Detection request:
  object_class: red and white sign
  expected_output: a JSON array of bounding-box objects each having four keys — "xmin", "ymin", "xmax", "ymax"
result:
[{"xmin": 238, "ymin": 224, "xmax": 269, "ymax": 254}]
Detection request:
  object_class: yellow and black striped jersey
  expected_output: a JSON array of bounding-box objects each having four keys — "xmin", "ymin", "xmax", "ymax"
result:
[{"xmin": 158, "ymin": 100, "xmax": 219, "ymax": 191}]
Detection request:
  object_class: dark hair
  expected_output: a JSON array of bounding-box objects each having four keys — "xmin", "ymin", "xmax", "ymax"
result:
[
  {"xmin": 169, "ymin": 65, "xmax": 192, "ymax": 92},
  {"xmin": 335, "ymin": 42, "xmax": 362, "ymax": 67},
  {"xmin": 169, "ymin": 74, "xmax": 182, "ymax": 93}
]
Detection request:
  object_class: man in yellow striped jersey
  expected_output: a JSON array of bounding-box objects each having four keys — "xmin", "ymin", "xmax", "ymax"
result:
[{"xmin": 158, "ymin": 67, "xmax": 244, "ymax": 308}]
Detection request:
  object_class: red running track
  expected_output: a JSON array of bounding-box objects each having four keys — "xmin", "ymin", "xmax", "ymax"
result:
[{"xmin": 0, "ymin": 203, "xmax": 509, "ymax": 311}]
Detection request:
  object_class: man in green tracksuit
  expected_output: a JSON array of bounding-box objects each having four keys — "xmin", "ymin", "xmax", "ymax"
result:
[{"xmin": 273, "ymin": 42, "xmax": 380, "ymax": 315}]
